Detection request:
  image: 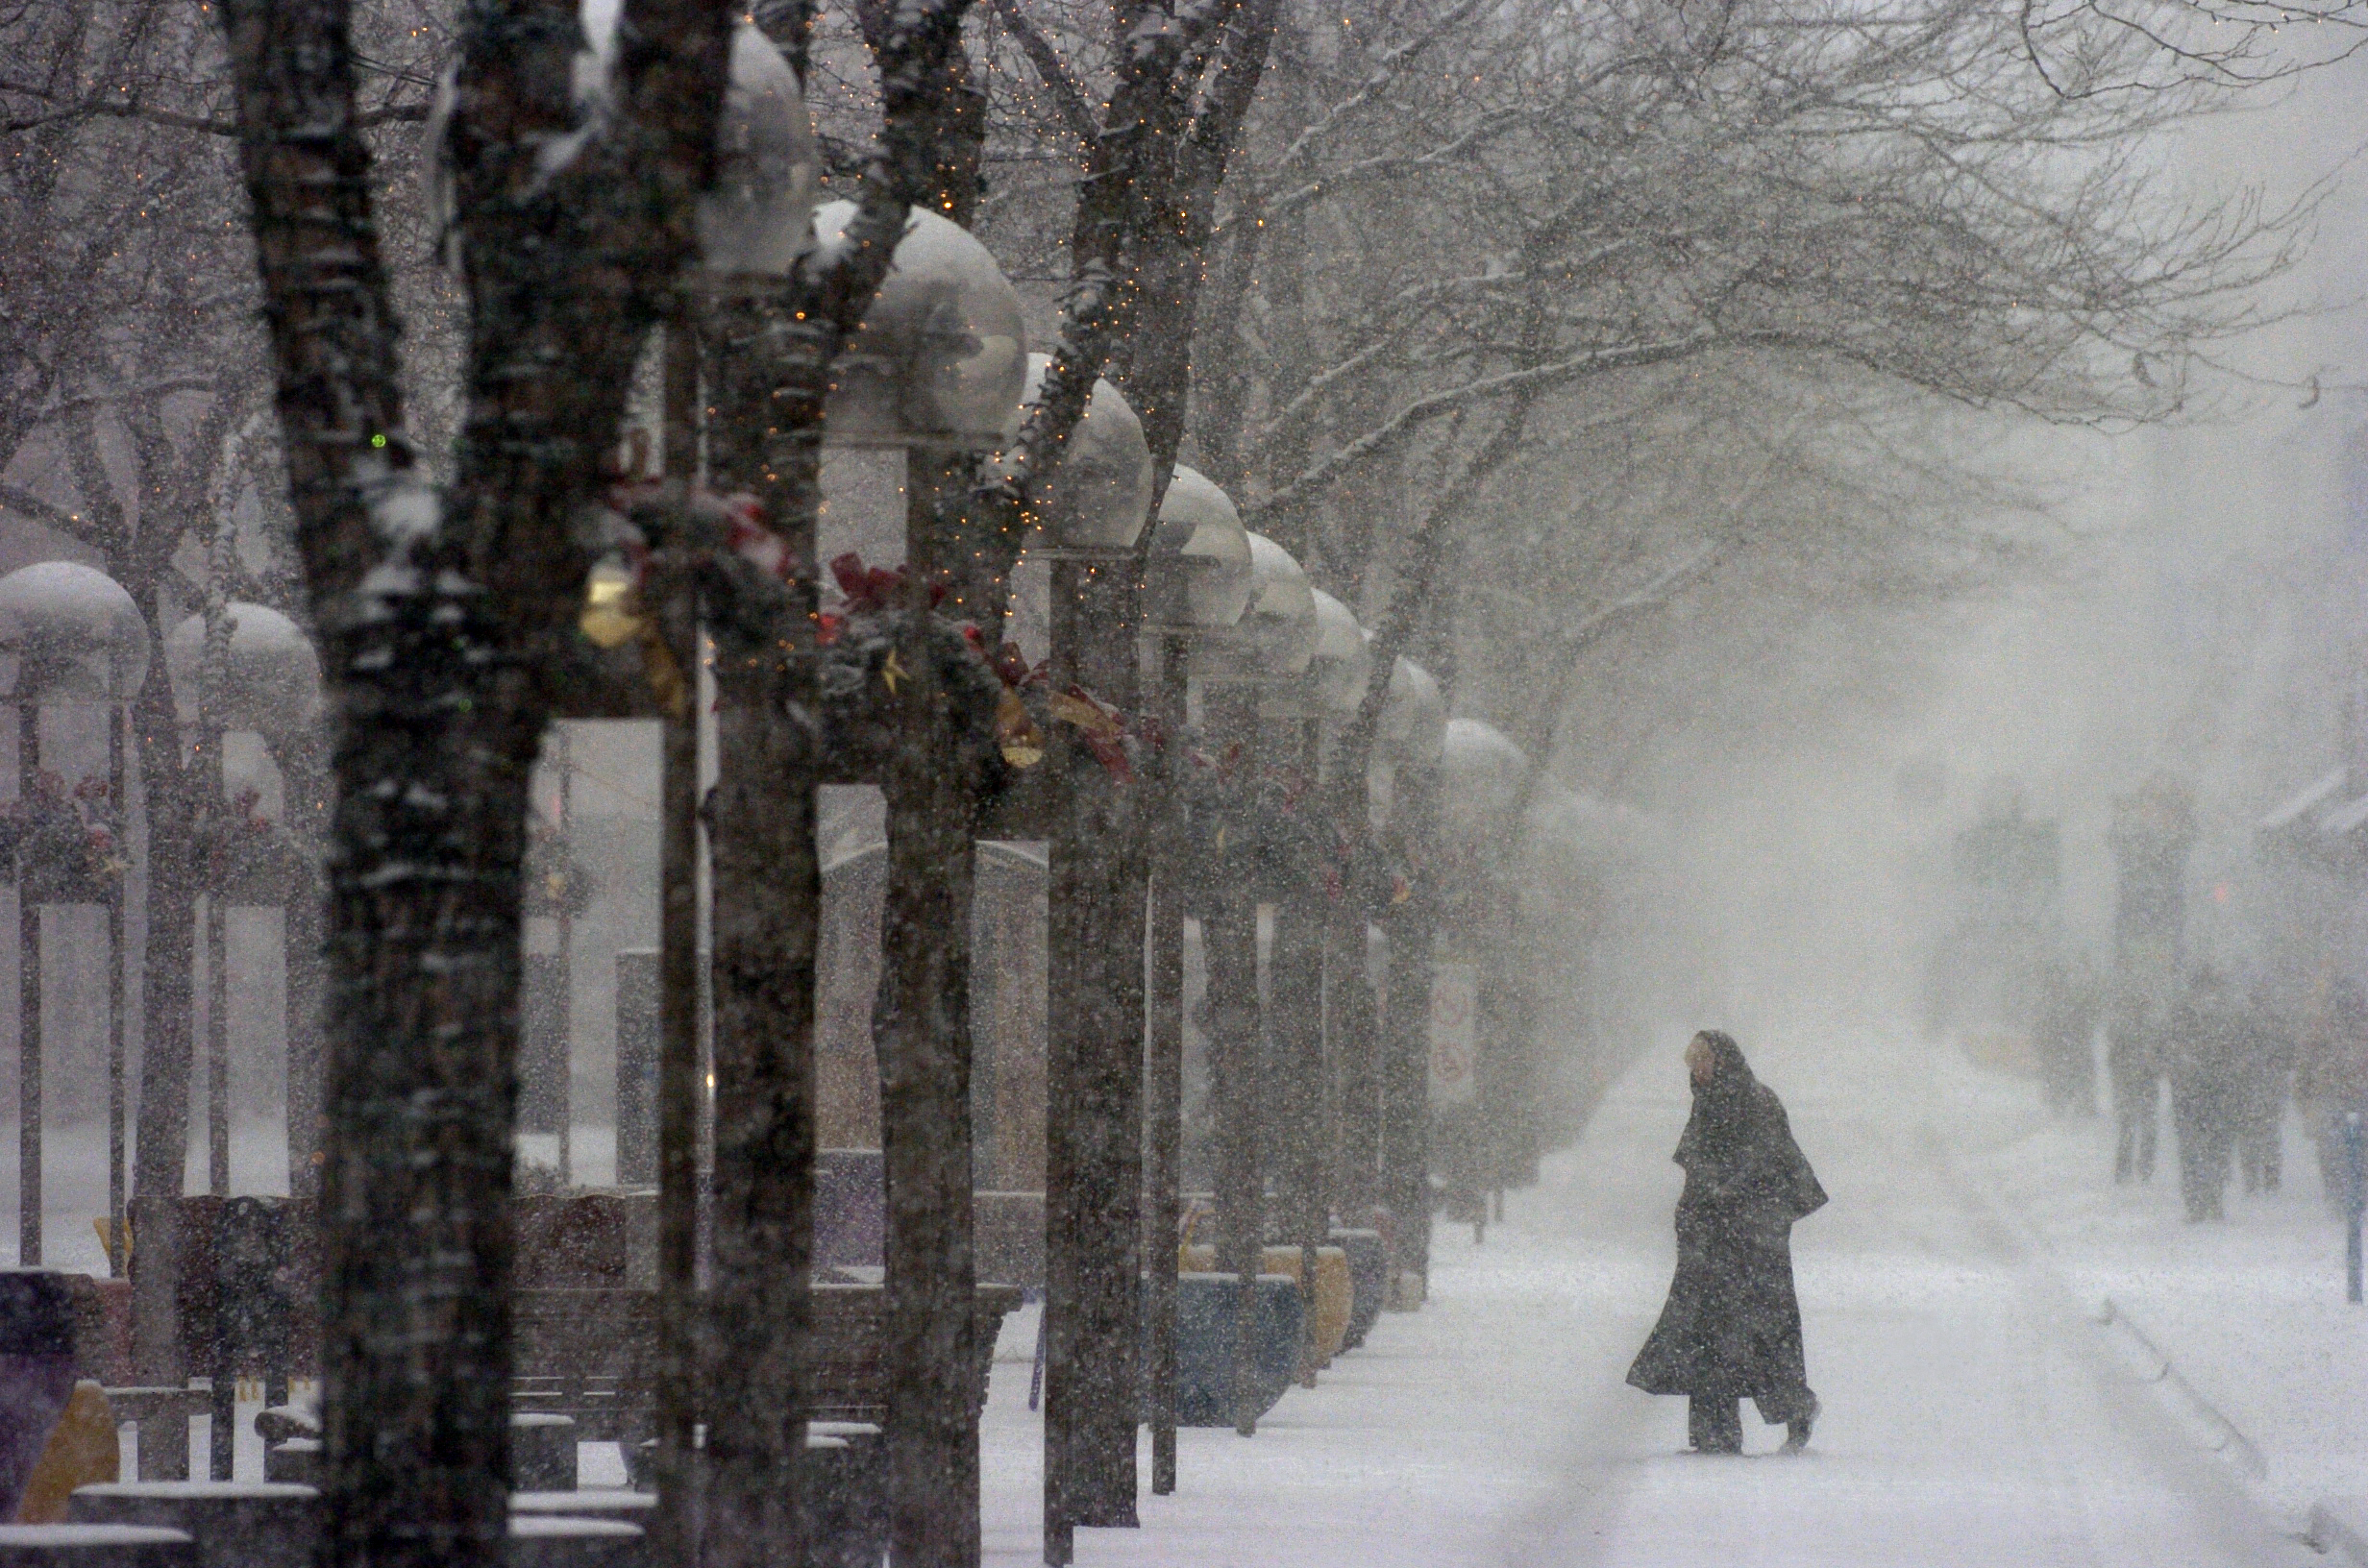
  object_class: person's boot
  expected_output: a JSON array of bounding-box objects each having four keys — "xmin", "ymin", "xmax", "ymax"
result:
[
  {"xmin": 1689, "ymin": 1398, "xmax": 1741, "ymax": 1455},
  {"xmin": 1782, "ymin": 1394, "xmax": 1819, "ymax": 1454}
]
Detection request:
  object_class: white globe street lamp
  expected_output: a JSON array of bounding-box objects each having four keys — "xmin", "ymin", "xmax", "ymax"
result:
[
  {"xmin": 0, "ymin": 560, "xmax": 150, "ymax": 1272},
  {"xmin": 1000, "ymin": 355, "xmax": 1154, "ymax": 551},
  {"xmin": 813, "ymin": 199, "xmax": 1029, "ymax": 453}
]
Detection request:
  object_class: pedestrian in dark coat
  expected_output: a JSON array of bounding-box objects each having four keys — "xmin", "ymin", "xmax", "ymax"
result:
[
  {"xmin": 2233, "ymin": 981, "xmax": 2294, "ymax": 1195},
  {"xmin": 2108, "ymin": 977, "xmax": 2165, "ymax": 1184},
  {"xmin": 2168, "ymin": 968, "xmax": 2244, "ymax": 1222},
  {"xmin": 2296, "ymin": 976, "xmax": 2368, "ymax": 1211},
  {"xmin": 1628, "ymin": 1031, "xmax": 1827, "ymax": 1455}
]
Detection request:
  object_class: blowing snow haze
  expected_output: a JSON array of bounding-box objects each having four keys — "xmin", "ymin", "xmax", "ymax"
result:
[{"xmin": 5, "ymin": 0, "xmax": 2368, "ymax": 1562}]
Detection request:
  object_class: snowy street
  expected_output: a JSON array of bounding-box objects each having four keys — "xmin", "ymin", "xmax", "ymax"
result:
[{"xmin": 984, "ymin": 1027, "xmax": 2324, "ymax": 1567}]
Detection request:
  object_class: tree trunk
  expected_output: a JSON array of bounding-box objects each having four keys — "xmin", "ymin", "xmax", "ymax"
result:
[
  {"xmin": 699, "ymin": 286, "xmax": 825, "ymax": 1568},
  {"xmin": 1329, "ymin": 904, "xmax": 1381, "ymax": 1219},
  {"xmin": 18, "ymin": 703, "xmax": 37, "ymax": 1268},
  {"xmin": 652, "ymin": 574, "xmax": 703, "ymax": 1568},
  {"xmin": 1195, "ymin": 683, "xmax": 1264, "ymax": 1433},
  {"xmin": 703, "ymin": 683, "xmax": 816, "ymax": 1566},
  {"xmin": 1140, "ymin": 632, "xmax": 1189, "ymax": 1495},
  {"xmin": 1200, "ymin": 882, "xmax": 1263, "ymax": 1434},
  {"xmin": 1267, "ymin": 714, "xmax": 1328, "ymax": 1382},
  {"xmin": 1268, "ymin": 894, "xmax": 1326, "ymax": 1374},
  {"xmin": 314, "ymin": 637, "xmax": 538, "ymax": 1568},
  {"xmin": 1043, "ymin": 559, "xmax": 1143, "ymax": 1563},
  {"xmin": 876, "ymin": 453, "xmax": 984, "ymax": 1568},
  {"xmin": 128, "ymin": 610, "xmax": 201, "ymax": 1445}
]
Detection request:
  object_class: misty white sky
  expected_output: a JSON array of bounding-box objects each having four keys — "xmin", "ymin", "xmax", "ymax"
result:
[{"xmin": 1644, "ymin": 59, "xmax": 2368, "ymax": 1033}]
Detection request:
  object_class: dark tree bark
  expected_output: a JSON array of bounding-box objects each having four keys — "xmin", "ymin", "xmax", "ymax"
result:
[
  {"xmin": 810, "ymin": 14, "xmax": 1013, "ymax": 1568},
  {"xmin": 1195, "ymin": 682, "xmax": 1265, "ymax": 1433},
  {"xmin": 1199, "ymin": 887, "xmax": 1264, "ymax": 1433},
  {"xmin": 652, "ymin": 568, "xmax": 702, "ymax": 1568},
  {"xmin": 215, "ymin": 0, "xmax": 734, "ymax": 1563},
  {"xmin": 1139, "ymin": 632, "xmax": 1190, "ymax": 1495},
  {"xmin": 698, "ymin": 287, "xmax": 825, "ymax": 1568},
  {"xmin": 127, "ymin": 698, "xmax": 196, "ymax": 1388},
  {"xmin": 1265, "ymin": 712, "xmax": 1328, "ymax": 1385},
  {"xmin": 1330, "ymin": 901, "xmax": 1382, "ymax": 1218},
  {"xmin": 874, "ymin": 453, "xmax": 988, "ymax": 1568},
  {"xmin": 1266, "ymin": 880, "xmax": 1325, "ymax": 1384},
  {"xmin": 1043, "ymin": 560, "xmax": 1145, "ymax": 1561}
]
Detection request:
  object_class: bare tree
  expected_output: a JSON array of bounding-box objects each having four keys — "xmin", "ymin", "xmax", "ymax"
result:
[{"xmin": 1122, "ymin": 0, "xmax": 2311, "ymax": 905}]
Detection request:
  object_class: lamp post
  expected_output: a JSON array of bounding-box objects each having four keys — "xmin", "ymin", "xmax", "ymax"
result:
[
  {"xmin": 0, "ymin": 562, "xmax": 150, "ymax": 1272},
  {"xmin": 1136, "ymin": 463, "xmax": 1250, "ymax": 1497},
  {"xmin": 162, "ymin": 602, "xmax": 322, "ymax": 1203},
  {"xmin": 162, "ymin": 598, "xmax": 321, "ymax": 1474},
  {"xmin": 806, "ymin": 191, "xmax": 1026, "ymax": 1568},
  {"xmin": 1011, "ymin": 362, "xmax": 1161, "ymax": 1556}
]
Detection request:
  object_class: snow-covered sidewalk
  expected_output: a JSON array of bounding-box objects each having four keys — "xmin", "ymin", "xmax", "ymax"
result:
[
  {"xmin": 1942, "ymin": 1049, "xmax": 2368, "ymax": 1526},
  {"xmin": 978, "ymin": 1210, "xmax": 1660, "ymax": 1566},
  {"xmin": 979, "ymin": 1025, "xmax": 2316, "ymax": 1567}
]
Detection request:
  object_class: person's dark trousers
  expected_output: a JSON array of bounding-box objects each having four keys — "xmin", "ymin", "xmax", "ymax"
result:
[
  {"xmin": 2174, "ymin": 1081, "xmax": 2231, "ymax": 1221},
  {"xmin": 1752, "ymin": 1382, "xmax": 1816, "ymax": 1427},
  {"xmin": 2115, "ymin": 1071, "xmax": 2158, "ymax": 1184},
  {"xmin": 2239, "ymin": 1108, "xmax": 2282, "ymax": 1194},
  {"xmin": 1689, "ymin": 1396, "xmax": 1741, "ymax": 1454}
]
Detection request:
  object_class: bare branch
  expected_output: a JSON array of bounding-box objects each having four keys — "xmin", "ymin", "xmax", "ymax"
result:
[
  {"xmin": 987, "ymin": 0, "xmax": 1097, "ymax": 147},
  {"xmin": 1248, "ymin": 330, "xmax": 1721, "ymax": 520},
  {"xmin": 0, "ymin": 482, "xmax": 96, "ymax": 538}
]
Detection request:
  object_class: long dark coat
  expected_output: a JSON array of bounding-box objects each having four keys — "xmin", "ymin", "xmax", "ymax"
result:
[{"xmin": 1628, "ymin": 1043, "xmax": 1825, "ymax": 1416}]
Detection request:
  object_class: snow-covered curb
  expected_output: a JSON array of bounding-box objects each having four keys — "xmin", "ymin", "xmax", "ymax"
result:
[
  {"xmin": 1920, "ymin": 1104, "xmax": 2274, "ymax": 1490},
  {"xmin": 1929, "ymin": 1039, "xmax": 2368, "ymax": 1527},
  {"xmin": 2091, "ymin": 1296, "xmax": 2267, "ymax": 1480},
  {"xmin": 1946, "ymin": 1148, "xmax": 2271, "ymax": 1485}
]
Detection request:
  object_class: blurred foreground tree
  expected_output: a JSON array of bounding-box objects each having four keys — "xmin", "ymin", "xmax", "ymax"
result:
[{"xmin": 207, "ymin": 2, "xmax": 1003, "ymax": 1568}]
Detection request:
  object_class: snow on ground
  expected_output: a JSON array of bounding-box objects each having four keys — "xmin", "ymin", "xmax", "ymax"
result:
[
  {"xmin": 981, "ymin": 1025, "xmax": 2319, "ymax": 1566},
  {"xmin": 1942, "ymin": 1042, "xmax": 2368, "ymax": 1525},
  {"xmin": 6, "ymin": 1026, "xmax": 2343, "ymax": 1563}
]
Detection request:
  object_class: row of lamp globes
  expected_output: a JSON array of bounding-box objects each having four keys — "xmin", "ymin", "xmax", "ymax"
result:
[
  {"xmin": 0, "ymin": 561, "xmax": 318, "ymax": 732},
  {"xmin": 0, "ymin": 561, "xmax": 320, "ymax": 757},
  {"xmin": 0, "ymin": 16, "xmax": 1448, "ymax": 806},
  {"xmin": 589, "ymin": 3, "xmax": 1465, "ymax": 781},
  {"xmin": 0, "ymin": 12, "xmax": 1449, "ymax": 783}
]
